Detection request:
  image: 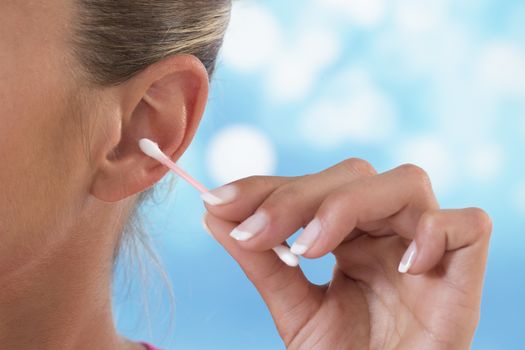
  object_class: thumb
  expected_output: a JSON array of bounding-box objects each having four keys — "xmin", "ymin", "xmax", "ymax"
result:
[{"xmin": 202, "ymin": 212, "xmax": 323, "ymax": 344}]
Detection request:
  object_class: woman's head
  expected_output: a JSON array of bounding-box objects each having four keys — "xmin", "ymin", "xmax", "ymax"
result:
[{"xmin": 0, "ymin": 0, "xmax": 231, "ymax": 277}]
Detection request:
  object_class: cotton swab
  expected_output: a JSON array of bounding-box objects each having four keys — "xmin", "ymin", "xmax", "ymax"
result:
[{"xmin": 138, "ymin": 138, "xmax": 299, "ymax": 267}]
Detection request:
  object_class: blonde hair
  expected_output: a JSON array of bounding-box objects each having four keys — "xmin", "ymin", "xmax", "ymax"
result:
[
  {"xmin": 72, "ymin": 0, "xmax": 231, "ymax": 85},
  {"xmin": 70, "ymin": 0, "xmax": 232, "ymax": 338}
]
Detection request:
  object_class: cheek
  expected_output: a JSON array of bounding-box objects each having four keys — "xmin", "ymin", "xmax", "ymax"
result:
[
  {"xmin": 0, "ymin": 1, "xmax": 92, "ymax": 272},
  {"xmin": 0, "ymin": 69, "xmax": 88, "ymax": 256}
]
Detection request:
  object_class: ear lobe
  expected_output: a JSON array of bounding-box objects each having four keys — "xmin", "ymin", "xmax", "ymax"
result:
[{"xmin": 89, "ymin": 54, "xmax": 209, "ymax": 203}]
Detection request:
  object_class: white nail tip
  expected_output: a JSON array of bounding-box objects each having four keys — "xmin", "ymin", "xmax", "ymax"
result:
[
  {"xmin": 272, "ymin": 246, "xmax": 300, "ymax": 267},
  {"xmin": 290, "ymin": 243, "xmax": 309, "ymax": 256},
  {"xmin": 230, "ymin": 229, "xmax": 254, "ymax": 241},
  {"xmin": 200, "ymin": 192, "xmax": 225, "ymax": 206},
  {"xmin": 398, "ymin": 242, "xmax": 417, "ymax": 273},
  {"xmin": 398, "ymin": 261, "xmax": 409, "ymax": 274}
]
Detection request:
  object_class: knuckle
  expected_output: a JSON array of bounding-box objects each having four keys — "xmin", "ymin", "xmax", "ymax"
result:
[
  {"xmin": 259, "ymin": 184, "xmax": 303, "ymax": 219},
  {"xmin": 321, "ymin": 189, "xmax": 351, "ymax": 216},
  {"xmin": 418, "ymin": 209, "xmax": 440, "ymax": 232},
  {"xmin": 340, "ymin": 157, "xmax": 377, "ymax": 177},
  {"xmin": 468, "ymin": 207, "xmax": 493, "ymax": 238},
  {"xmin": 398, "ymin": 163, "xmax": 432, "ymax": 189},
  {"xmin": 243, "ymin": 175, "xmax": 282, "ymax": 191},
  {"xmin": 244, "ymin": 174, "xmax": 296, "ymax": 192},
  {"xmin": 246, "ymin": 175, "xmax": 274, "ymax": 188}
]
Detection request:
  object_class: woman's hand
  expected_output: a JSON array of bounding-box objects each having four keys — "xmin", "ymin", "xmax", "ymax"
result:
[{"xmin": 202, "ymin": 159, "xmax": 492, "ymax": 350}]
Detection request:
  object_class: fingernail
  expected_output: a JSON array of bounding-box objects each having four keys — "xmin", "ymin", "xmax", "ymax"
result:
[
  {"xmin": 201, "ymin": 214, "xmax": 213, "ymax": 237},
  {"xmin": 398, "ymin": 241, "xmax": 417, "ymax": 273},
  {"xmin": 290, "ymin": 217, "xmax": 322, "ymax": 255},
  {"xmin": 272, "ymin": 245, "xmax": 300, "ymax": 267},
  {"xmin": 201, "ymin": 184, "xmax": 239, "ymax": 206},
  {"xmin": 230, "ymin": 210, "xmax": 268, "ymax": 241}
]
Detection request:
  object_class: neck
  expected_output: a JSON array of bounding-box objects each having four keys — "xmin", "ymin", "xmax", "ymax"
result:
[{"xmin": 0, "ymin": 200, "xmax": 135, "ymax": 350}]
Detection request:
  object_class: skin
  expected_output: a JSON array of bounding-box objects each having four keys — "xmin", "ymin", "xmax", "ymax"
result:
[
  {"xmin": 203, "ymin": 162, "xmax": 492, "ymax": 349},
  {"xmin": 0, "ymin": 1, "xmax": 208, "ymax": 349},
  {"xmin": 0, "ymin": 1, "xmax": 492, "ymax": 350}
]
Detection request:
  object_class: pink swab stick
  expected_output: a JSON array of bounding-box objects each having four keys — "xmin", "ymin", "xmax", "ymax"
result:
[{"xmin": 138, "ymin": 138, "xmax": 299, "ymax": 267}]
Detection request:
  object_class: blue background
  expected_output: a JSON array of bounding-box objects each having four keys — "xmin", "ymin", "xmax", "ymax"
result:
[{"xmin": 114, "ymin": 1, "xmax": 525, "ymax": 349}]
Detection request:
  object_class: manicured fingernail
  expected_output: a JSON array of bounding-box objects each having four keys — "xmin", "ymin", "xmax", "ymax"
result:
[
  {"xmin": 398, "ymin": 241, "xmax": 417, "ymax": 273},
  {"xmin": 290, "ymin": 217, "xmax": 322, "ymax": 255},
  {"xmin": 201, "ymin": 184, "xmax": 238, "ymax": 206},
  {"xmin": 272, "ymin": 245, "xmax": 300, "ymax": 267},
  {"xmin": 230, "ymin": 210, "xmax": 268, "ymax": 241},
  {"xmin": 201, "ymin": 214, "xmax": 213, "ymax": 237}
]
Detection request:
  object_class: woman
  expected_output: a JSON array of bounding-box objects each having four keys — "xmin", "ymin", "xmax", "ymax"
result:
[{"xmin": 0, "ymin": 1, "xmax": 492, "ymax": 349}]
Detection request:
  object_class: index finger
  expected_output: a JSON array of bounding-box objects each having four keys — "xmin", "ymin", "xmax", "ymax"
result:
[
  {"xmin": 201, "ymin": 157, "xmax": 376, "ymax": 225},
  {"xmin": 201, "ymin": 175, "xmax": 294, "ymax": 222}
]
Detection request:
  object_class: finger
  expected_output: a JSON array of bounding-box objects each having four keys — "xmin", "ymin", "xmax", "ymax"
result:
[
  {"xmin": 399, "ymin": 207, "xmax": 493, "ymax": 275},
  {"xmin": 202, "ymin": 158, "xmax": 376, "ymax": 226},
  {"xmin": 201, "ymin": 175, "xmax": 303, "ymax": 266},
  {"xmin": 201, "ymin": 175, "xmax": 294, "ymax": 222},
  {"xmin": 294, "ymin": 164, "xmax": 440, "ymax": 258},
  {"xmin": 211, "ymin": 158, "xmax": 377, "ymax": 252},
  {"xmin": 202, "ymin": 212, "xmax": 323, "ymax": 344}
]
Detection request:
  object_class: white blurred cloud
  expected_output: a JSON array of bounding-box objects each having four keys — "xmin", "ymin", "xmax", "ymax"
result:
[
  {"xmin": 394, "ymin": 136, "xmax": 457, "ymax": 195},
  {"xmin": 465, "ymin": 143, "xmax": 505, "ymax": 184},
  {"xmin": 476, "ymin": 42, "xmax": 525, "ymax": 98},
  {"xmin": 222, "ymin": 1, "xmax": 343, "ymax": 103},
  {"xmin": 300, "ymin": 68, "xmax": 397, "ymax": 147},
  {"xmin": 265, "ymin": 27, "xmax": 342, "ymax": 102},
  {"xmin": 313, "ymin": 0, "xmax": 388, "ymax": 28},
  {"xmin": 205, "ymin": 125, "xmax": 277, "ymax": 185},
  {"xmin": 221, "ymin": 2, "xmax": 282, "ymax": 72},
  {"xmin": 376, "ymin": 0, "xmax": 471, "ymax": 78},
  {"xmin": 394, "ymin": 0, "xmax": 446, "ymax": 35}
]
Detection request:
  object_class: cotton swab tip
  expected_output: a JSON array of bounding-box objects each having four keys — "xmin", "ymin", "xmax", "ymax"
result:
[
  {"xmin": 139, "ymin": 138, "xmax": 169, "ymax": 163},
  {"xmin": 138, "ymin": 137, "xmax": 210, "ymax": 194}
]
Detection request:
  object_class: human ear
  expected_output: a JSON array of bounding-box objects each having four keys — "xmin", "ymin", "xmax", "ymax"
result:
[{"xmin": 89, "ymin": 54, "xmax": 209, "ymax": 202}]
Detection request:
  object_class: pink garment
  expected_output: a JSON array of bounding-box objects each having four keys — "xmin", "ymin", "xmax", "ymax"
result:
[{"xmin": 140, "ymin": 342, "xmax": 162, "ymax": 350}]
